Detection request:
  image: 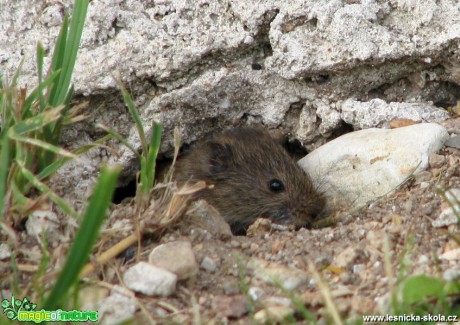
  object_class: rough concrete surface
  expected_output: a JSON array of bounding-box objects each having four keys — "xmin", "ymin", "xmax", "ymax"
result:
[{"xmin": 1, "ymin": 0, "xmax": 459, "ymax": 202}]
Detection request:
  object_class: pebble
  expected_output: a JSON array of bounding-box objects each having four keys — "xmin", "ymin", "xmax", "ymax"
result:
[
  {"xmin": 439, "ymin": 248, "xmax": 460, "ymax": 261},
  {"xmin": 0, "ymin": 243, "xmax": 11, "ymax": 260},
  {"xmin": 98, "ymin": 286, "xmax": 137, "ymax": 325},
  {"xmin": 254, "ymin": 305, "xmax": 294, "ymax": 324},
  {"xmin": 79, "ymin": 286, "xmax": 110, "ymax": 311},
  {"xmin": 299, "ymin": 123, "xmax": 449, "ymax": 209},
  {"xmin": 212, "ymin": 295, "xmax": 248, "ymax": 318},
  {"xmin": 432, "ymin": 207, "xmax": 459, "ymax": 228},
  {"xmin": 223, "ymin": 281, "xmax": 240, "ymax": 295},
  {"xmin": 417, "ymin": 255, "xmax": 429, "ymax": 264},
  {"xmin": 420, "ymin": 182, "xmax": 430, "ymax": 189},
  {"xmin": 186, "ymin": 200, "xmax": 232, "ymax": 239},
  {"xmin": 200, "ymin": 256, "xmax": 218, "ymax": 273},
  {"xmin": 428, "ymin": 153, "xmax": 445, "ymax": 168},
  {"xmin": 230, "ymin": 240, "xmax": 241, "ymax": 248},
  {"xmin": 148, "ymin": 241, "xmax": 198, "ymax": 280},
  {"xmin": 440, "ymin": 117, "xmax": 460, "ymax": 135},
  {"xmin": 263, "ymin": 296, "xmax": 293, "ymax": 307},
  {"xmin": 335, "ymin": 247, "xmax": 358, "ymax": 268},
  {"xmin": 414, "ymin": 170, "xmax": 432, "ymax": 183},
  {"xmin": 248, "ymin": 287, "xmax": 265, "ymax": 301},
  {"xmin": 26, "ymin": 210, "xmax": 59, "ymax": 237},
  {"xmin": 432, "ymin": 188, "xmax": 460, "ymax": 228},
  {"xmin": 249, "ymin": 258, "xmax": 308, "ymax": 290},
  {"xmin": 445, "ymin": 135, "xmax": 460, "ymax": 149},
  {"xmin": 123, "ymin": 262, "xmax": 177, "ymax": 296},
  {"xmin": 443, "ymin": 268, "xmax": 460, "ymax": 281}
]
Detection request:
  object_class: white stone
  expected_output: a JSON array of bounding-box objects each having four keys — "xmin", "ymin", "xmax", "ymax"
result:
[
  {"xmin": 443, "ymin": 269, "xmax": 460, "ymax": 281},
  {"xmin": 200, "ymin": 256, "xmax": 217, "ymax": 273},
  {"xmin": 123, "ymin": 262, "xmax": 177, "ymax": 296},
  {"xmin": 98, "ymin": 286, "xmax": 137, "ymax": 325},
  {"xmin": 299, "ymin": 123, "xmax": 449, "ymax": 209},
  {"xmin": 148, "ymin": 241, "xmax": 198, "ymax": 280},
  {"xmin": 440, "ymin": 248, "xmax": 460, "ymax": 261},
  {"xmin": 433, "ymin": 189, "xmax": 460, "ymax": 228},
  {"xmin": 249, "ymin": 258, "xmax": 308, "ymax": 290},
  {"xmin": 26, "ymin": 210, "xmax": 59, "ymax": 237},
  {"xmin": 0, "ymin": 244, "xmax": 11, "ymax": 260},
  {"xmin": 248, "ymin": 287, "xmax": 265, "ymax": 301},
  {"xmin": 254, "ymin": 305, "xmax": 294, "ymax": 324}
]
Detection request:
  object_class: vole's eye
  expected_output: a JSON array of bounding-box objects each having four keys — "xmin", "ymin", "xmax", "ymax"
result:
[{"xmin": 268, "ymin": 179, "xmax": 285, "ymax": 192}]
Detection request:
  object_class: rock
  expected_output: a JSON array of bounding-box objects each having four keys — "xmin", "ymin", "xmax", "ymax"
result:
[
  {"xmin": 79, "ymin": 286, "xmax": 110, "ymax": 311},
  {"xmin": 414, "ymin": 171, "xmax": 432, "ymax": 183},
  {"xmin": 334, "ymin": 247, "xmax": 358, "ymax": 268},
  {"xmin": 26, "ymin": 210, "xmax": 59, "ymax": 237},
  {"xmin": 341, "ymin": 99, "xmax": 449, "ymax": 130},
  {"xmin": 440, "ymin": 118, "xmax": 460, "ymax": 135},
  {"xmin": 428, "ymin": 153, "xmax": 446, "ymax": 168},
  {"xmin": 0, "ymin": 244, "xmax": 11, "ymax": 260},
  {"xmin": 3, "ymin": 1, "xmax": 460, "ymax": 204},
  {"xmin": 263, "ymin": 296, "xmax": 293, "ymax": 307},
  {"xmin": 248, "ymin": 287, "xmax": 265, "ymax": 301},
  {"xmin": 433, "ymin": 188, "xmax": 460, "ymax": 228},
  {"xmin": 200, "ymin": 256, "xmax": 218, "ymax": 273},
  {"xmin": 123, "ymin": 262, "xmax": 177, "ymax": 296},
  {"xmin": 254, "ymin": 305, "xmax": 294, "ymax": 324},
  {"xmin": 445, "ymin": 135, "xmax": 460, "ymax": 149},
  {"xmin": 440, "ymin": 248, "xmax": 460, "ymax": 261},
  {"xmin": 299, "ymin": 123, "xmax": 449, "ymax": 209},
  {"xmin": 249, "ymin": 258, "xmax": 308, "ymax": 290},
  {"xmin": 443, "ymin": 269, "xmax": 460, "ymax": 281},
  {"xmin": 98, "ymin": 286, "xmax": 137, "ymax": 325},
  {"xmin": 185, "ymin": 200, "xmax": 232, "ymax": 240},
  {"xmin": 432, "ymin": 207, "xmax": 460, "ymax": 228},
  {"xmin": 148, "ymin": 241, "xmax": 198, "ymax": 280},
  {"xmin": 212, "ymin": 295, "xmax": 249, "ymax": 318}
]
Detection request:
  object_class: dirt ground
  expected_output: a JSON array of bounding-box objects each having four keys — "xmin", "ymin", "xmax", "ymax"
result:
[
  {"xmin": 2, "ymin": 122, "xmax": 459, "ymax": 324},
  {"xmin": 123, "ymin": 134, "xmax": 460, "ymax": 323}
]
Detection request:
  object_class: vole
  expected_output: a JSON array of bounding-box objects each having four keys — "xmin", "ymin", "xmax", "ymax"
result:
[{"xmin": 175, "ymin": 127, "xmax": 326, "ymax": 234}]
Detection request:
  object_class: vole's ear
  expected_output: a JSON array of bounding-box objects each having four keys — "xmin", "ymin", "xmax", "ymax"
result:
[{"xmin": 206, "ymin": 141, "xmax": 234, "ymax": 175}]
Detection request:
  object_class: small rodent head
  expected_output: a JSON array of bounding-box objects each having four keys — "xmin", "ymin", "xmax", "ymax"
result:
[{"xmin": 176, "ymin": 127, "xmax": 326, "ymax": 234}]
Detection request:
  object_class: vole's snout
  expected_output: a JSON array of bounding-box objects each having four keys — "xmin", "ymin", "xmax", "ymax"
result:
[{"xmin": 291, "ymin": 195, "xmax": 327, "ymax": 228}]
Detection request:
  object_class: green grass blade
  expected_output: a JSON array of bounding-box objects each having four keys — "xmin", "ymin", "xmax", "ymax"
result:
[
  {"xmin": 9, "ymin": 107, "xmax": 63, "ymax": 135},
  {"xmin": 144, "ymin": 121, "xmax": 163, "ymax": 191},
  {"xmin": 117, "ymin": 79, "xmax": 148, "ymax": 153},
  {"xmin": 37, "ymin": 43, "xmax": 46, "ymax": 113},
  {"xmin": 37, "ymin": 134, "xmax": 113, "ymax": 180},
  {"xmin": 51, "ymin": 15, "xmax": 68, "ymax": 78},
  {"xmin": 9, "ymin": 134, "xmax": 78, "ymax": 159},
  {"xmin": 43, "ymin": 165, "xmax": 120, "ymax": 310},
  {"xmin": 48, "ymin": 15, "xmax": 68, "ymax": 106},
  {"xmin": 97, "ymin": 124, "xmax": 142, "ymax": 160},
  {"xmin": 11, "ymin": 58, "xmax": 24, "ymax": 87},
  {"xmin": 0, "ymin": 131, "xmax": 10, "ymax": 220},
  {"xmin": 51, "ymin": 85, "xmax": 74, "ymax": 143},
  {"xmin": 23, "ymin": 70, "xmax": 61, "ymax": 118},
  {"xmin": 15, "ymin": 161, "xmax": 77, "ymax": 217},
  {"xmin": 52, "ymin": 0, "xmax": 89, "ymax": 106}
]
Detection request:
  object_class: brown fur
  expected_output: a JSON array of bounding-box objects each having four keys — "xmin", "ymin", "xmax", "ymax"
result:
[{"xmin": 175, "ymin": 127, "xmax": 326, "ymax": 234}]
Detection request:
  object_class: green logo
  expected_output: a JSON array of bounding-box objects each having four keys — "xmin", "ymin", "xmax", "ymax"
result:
[
  {"xmin": 1, "ymin": 295, "xmax": 98, "ymax": 323},
  {"xmin": 2, "ymin": 296, "xmax": 37, "ymax": 320}
]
